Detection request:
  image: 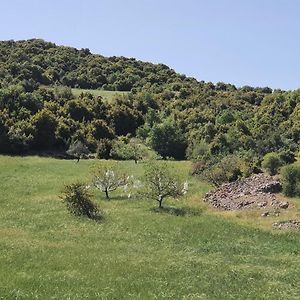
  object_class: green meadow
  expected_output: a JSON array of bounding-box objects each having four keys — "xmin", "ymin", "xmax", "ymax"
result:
[
  {"xmin": 0, "ymin": 156, "xmax": 299, "ymax": 299},
  {"xmin": 71, "ymin": 88, "xmax": 129, "ymax": 102}
]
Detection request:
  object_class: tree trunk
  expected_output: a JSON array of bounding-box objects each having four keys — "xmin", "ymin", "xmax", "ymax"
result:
[
  {"xmin": 76, "ymin": 156, "xmax": 80, "ymax": 163},
  {"xmin": 158, "ymin": 195, "xmax": 163, "ymax": 208},
  {"xmin": 105, "ymin": 189, "xmax": 109, "ymax": 200}
]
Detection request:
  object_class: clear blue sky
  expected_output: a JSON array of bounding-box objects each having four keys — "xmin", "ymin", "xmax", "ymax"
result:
[{"xmin": 1, "ymin": 0, "xmax": 300, "ymax": 90}]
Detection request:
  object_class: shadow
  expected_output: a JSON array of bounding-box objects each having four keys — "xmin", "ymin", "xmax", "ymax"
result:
[{"xmin": 150, "ymin": 206, "xmax": 203, "ymax": 217}]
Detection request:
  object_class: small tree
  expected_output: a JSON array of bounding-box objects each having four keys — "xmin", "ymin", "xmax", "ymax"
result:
[
  {"xmin": 281, "ymin": 164, "xmax": 300, "ymax": 197},
  {"xmin": 200, "ymin": 154, "xmax": 244, "ymax": 187},
  {"xmin": 67, "ymin": 140, "xmax": 89, "ymax": 162},
  {"xmin": 110, "ymin": 138, "xmax": 151, "ymax": 163},
  {"xmin": 61, "ymin": 182, "xmax": 102, "ymax": 220},
  {"xmin": 262, "ymin": 152, "xmax": 282, "ymax": 175},
  {"xmin": 143, "ymin": 161, "xmax": 185, "ymax": 208},
  {"xmin": 93, "ymin": 162, "xmax": 128, "ymax": 199}
]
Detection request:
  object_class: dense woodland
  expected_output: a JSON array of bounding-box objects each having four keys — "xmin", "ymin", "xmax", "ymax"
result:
[{"xmin": 1, "ymin": 39, "xmax": 299, "ymax": 173}]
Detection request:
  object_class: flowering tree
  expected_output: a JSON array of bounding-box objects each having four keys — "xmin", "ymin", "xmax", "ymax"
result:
[
  {"xmin": 93, "ymin": 162, "xmax": 128, "ymax": 199},
  {"xmin": 143, "ymin": 161, "xmax": 186, "ymax": 208}
]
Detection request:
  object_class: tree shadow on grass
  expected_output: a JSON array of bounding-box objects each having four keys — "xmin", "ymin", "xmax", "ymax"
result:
[{"xmin": 150, "ymin": 206, "xmax": 203, "ymax": 217}]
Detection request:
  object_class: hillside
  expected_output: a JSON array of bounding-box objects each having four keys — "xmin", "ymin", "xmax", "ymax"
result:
[{"xmin": 0, "ymin": 39, "xmax": 299, "ymax": 166}]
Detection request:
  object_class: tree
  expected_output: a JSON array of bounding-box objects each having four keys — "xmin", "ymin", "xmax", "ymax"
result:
[
  {"xmin": 93, "ymin": 162, "xmax": 128, "ymax": 199},
  {"xmin": 148, "ymin": 120, "xmax": 187, "ymax": 160},
  {"xmin": 66, "ymin": 140, "xmax": 89, "ymax": 162},
  {"xmin": 262, "ymin": 152, "xmax": 282, "ymax": 175},
  {"xmin": 31, "ymin": 108, "xmax": 58, "ymax": 149},
  {"xmin": 281, "ymin": 164, "xmax": 300, "ymax": 197},
  {"xmin": 110, "ymin": 137, "xmax": 151, "ymax": 163},
  {"xmin": 143, "ymin": 161, "xmax": 184, "ymax": 208},
  {"xmin": 61, "ymin": 182, "xmax": 102, "ymax": 220}
]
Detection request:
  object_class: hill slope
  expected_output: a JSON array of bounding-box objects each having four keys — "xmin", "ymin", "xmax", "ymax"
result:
[{"xmin": 0, "ymin": 39, "xmax": 299, "ymax": 164}]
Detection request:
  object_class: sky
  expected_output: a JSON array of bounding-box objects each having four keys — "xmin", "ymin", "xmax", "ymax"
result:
[{"xmin": 1, "ymin": 0, "xmax": 300, "ymax": 90}]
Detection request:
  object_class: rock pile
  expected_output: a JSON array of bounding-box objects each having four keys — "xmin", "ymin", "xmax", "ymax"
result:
[
  {"xmin": 273, "ymin": 220, "xmax": 300, "ymax": 229},
  {"xmin": 203, "ymin": 174, "xmax": 287, "ymax": 211}
]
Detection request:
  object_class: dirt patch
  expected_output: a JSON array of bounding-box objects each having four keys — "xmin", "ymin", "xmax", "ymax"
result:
[{"xmin": 203, "ymin": 174, "xmax": 288, "ymax": 211}]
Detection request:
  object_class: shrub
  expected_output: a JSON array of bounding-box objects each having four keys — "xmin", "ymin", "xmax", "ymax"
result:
[
  {"xmin": 281, "ymin": 164, "xmax": 300, "ymax": 197},
  {"xmin": 279, "ymin": 149, "xmax": 296, "ymax": 164},
  {"xmin": 262, "ymin": 152, "xmax": 282, "ymax": 175},
  {"xmin": 61, "ymin": 182, "xmax": 102, "ymax": 220},
  {"xmin": 191, "ymin": 161, "xmax": 206, "ymax": 176},
  {"xmin": 186, "ymin": 139, "xmax": 211, "ymax": 162},
  {"xmin": 96, "ymin": 139, "xmax": 112, "ymax": 159},
  {"xmin": 200, "ymin": 155, "xmax": 243, "ymax": 186}
]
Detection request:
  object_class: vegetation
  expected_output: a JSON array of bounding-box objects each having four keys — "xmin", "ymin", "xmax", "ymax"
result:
[
  {"xmin": 61, "ymin": 182, "xmax": 102, "ymax": 220},
  {"xmin": 281, "ymin": 163, "xmax": 300, "ymax": 197},
  {"xmin": 92, "ymin": 161, "xmax": 128, "ymax": 199},
  {"xmin": 66, "ymin": 140, "xmax": 89, "ymax": 162},
  {"xmin": 262, "ymin": 152, "xmax": 282, "ymax": 175},
  {"xmin": 1, "ymin": 38, "xmax": 300, "ymax": 297},
  {"xmin": 143, "ymin": 161, "xmax": 185, "ymax": 208},
  {"xmin": 1, "ymin": 156, "xmax": 300, "ymax": 299},
  {"xmin": 0, "ymin": 39, "xmax": 299, "ymax": 170}
]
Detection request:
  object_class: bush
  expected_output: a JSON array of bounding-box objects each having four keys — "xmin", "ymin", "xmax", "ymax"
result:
[
  {"xmin": 279, "ymin": 149, "xmax": 296, "ymax": 164},
  {"xmin": 61, "ymin": 182, "xmax": 102, "ymax": 220},
  {"xmin": 262, "ymin": 152, "xmax": 282, "ymax": 175},
  {"xmin": 200, "ymin": 155, "xmax": 242, "ymax": 186},
  {"xmin": 281, "ymin": 164, "xmax": 300, "ymax": 197},
  {"xmin": 96, "ymin": 139, "xmax": 112, "ymax": 159},
  {"xmin": 191, "ymin": 161, "xmax": 206, "ymax": 176}
]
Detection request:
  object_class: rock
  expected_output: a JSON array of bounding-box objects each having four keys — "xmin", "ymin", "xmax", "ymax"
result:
[
  {"xmin": 279, "ymin": 202, "xmax": 289, "ymax": 209},
  {"xmin": 203, "ymin": 174, "xmax": 284, "ymax": 211},
  {"xmin": 257, "ymin": 201, "xmax": 267, "ymax": 208},
  {"xmin": 273, "ymin": 220, "xmax": 300, "ymax": 229}
]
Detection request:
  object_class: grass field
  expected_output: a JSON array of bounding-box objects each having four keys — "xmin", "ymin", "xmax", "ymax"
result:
[
  {"xmin": 0, "ymin": 156, "xmax": 300, "ymax": 299},
  {"xmin": 71, "ymin": 88, "xmax": 129, "ymax": 102}
]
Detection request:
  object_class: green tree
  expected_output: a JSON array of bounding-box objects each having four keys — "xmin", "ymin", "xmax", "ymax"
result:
[
  {"xmin": 143, "ymin": 161, "xmax": 184, "ymax": 208},
  {"xmin": 281, "ymin": 164, "xmax": 300, "ymax": 197},
  {"xmin": 31, "ymin": 109, "xmax": 58, "ymax": 149},
  {"xmin": 262, "ymin": 152, "xmax": 282, "ymax": 175},
  {"xmin": 148, "ymin": 120, "xmax": 187, "ymax": 160}
]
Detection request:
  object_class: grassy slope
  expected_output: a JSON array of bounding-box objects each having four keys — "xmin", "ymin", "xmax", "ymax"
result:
[{"xmin": 0, "ymin": 156, "xmax": 299, "ymax": 299}]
